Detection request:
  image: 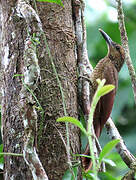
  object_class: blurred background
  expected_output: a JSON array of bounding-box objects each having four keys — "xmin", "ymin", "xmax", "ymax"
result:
[{"xmin": 84, "ymin": 0, "xmax": 136, "ymax": 178}]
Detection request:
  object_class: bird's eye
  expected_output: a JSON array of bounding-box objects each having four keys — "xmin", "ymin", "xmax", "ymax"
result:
[{"xmin": 116, "ymin": 46, "xmax": 120, "ymax": 50}]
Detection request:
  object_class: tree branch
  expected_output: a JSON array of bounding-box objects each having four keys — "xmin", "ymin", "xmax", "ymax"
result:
[
  {"xmin": 122, "ymin": 170, "xmax": 136, "ymax": 180},
  {"xmin": 73, "ymin": 0, "xmax": 93, "ymax": 118},
  {"xmin": 116, "ymin": 0, "xmax": 136, "ymax": 104},
  {"xmin": 106, "ymin": 117, "xmax": 136, "ymax": 169},
  {"xmin": 72, "ymin": 0, "xmax": 101, "ymax": 173}
]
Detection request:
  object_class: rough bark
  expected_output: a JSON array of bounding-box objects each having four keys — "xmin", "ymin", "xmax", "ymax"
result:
[
  {"xmin": 0, "ymin": 3, "xmax": 2, "ymax": 102},
  {"xmin": 1, "ymin": 0, "xmax": 80, "ymax": 179},
  {"xmin": 36, "ymin": 1, "xmax": 80, "ymax": 179}
]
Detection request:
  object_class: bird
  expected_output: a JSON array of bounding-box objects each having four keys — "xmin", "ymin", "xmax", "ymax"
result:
[{"xmin": 82, "ymin": 29, "xmax": 125, "ymax": 172}]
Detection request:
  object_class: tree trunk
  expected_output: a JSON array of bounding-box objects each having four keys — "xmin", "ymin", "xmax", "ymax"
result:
[{"xmin": 1, "ymin": 0, "xmax": 80, "ymax": 179}]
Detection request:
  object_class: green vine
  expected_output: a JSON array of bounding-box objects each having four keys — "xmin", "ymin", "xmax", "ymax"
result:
[
  {"xmin": 57, "ymin": 79, "xmax": 116, "ymax": 179},
  {"xmin": 33, "ymin": 0, "xmax": 74, "ymax": 177},
  {"xmin": 13, "ymin": 73, "xmax": 45, "ymax": 143}
]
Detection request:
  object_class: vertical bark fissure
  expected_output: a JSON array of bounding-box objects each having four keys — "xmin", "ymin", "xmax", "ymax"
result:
[
  {"xmin": 16, "ymin": 0, "xmax": 48, "ymax": 179},
  {"xmin": 1, "ymin": 0, "xmax": 33, "ymax": 178},
  {"xmin": 1, "ymin": 0, "xmax": 81, "ymax": 179}
]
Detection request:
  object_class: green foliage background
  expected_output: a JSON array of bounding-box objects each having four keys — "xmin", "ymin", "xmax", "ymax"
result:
[{"xmin": 85, "ymin": 0, "xmax": 136, "ymax": 178}]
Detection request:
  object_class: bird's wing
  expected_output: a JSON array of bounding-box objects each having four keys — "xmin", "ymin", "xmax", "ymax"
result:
[
  {"xmin": 82, "ymin": 62, "xmax": 118, "ymax": 172},
  {"xmin": 94, "ymin": 63, "xmax": 118, "ymax": 137}
]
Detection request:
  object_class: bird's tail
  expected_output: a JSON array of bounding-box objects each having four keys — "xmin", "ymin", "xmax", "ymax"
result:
[{"xmin": 81, "ymin": 144, "xmax": 92, "ymax": 172}]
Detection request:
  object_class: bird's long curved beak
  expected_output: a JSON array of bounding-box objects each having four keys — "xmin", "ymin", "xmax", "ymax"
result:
[{"xmin": 99, "ymin": 29, "xmax": 113, "ymax": 46}]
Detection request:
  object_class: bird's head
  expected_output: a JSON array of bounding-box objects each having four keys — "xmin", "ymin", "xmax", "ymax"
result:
[{"xmin": 99, "ymin": 29, "xmax": 125, "ymax": 72}]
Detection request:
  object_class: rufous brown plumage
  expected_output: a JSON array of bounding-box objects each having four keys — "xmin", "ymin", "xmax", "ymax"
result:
[{"xmin": 82, "ymin": 29, "xmax": 125, "ymax": 172}]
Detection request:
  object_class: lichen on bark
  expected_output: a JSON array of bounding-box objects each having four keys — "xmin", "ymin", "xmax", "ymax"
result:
[{"xmin": 1, "ymin": 0, "xmax": 80, "ymax": 179}]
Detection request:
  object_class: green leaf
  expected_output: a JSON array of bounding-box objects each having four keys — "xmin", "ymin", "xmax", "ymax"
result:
[
  {"xmin": 103, "ymin": 158, "xmax": 116, "ymax": 167},
  {"xmin": 0, "ymin": 144, "xmax": 4, "ymax": 164},
  {"xmin": 98, "ymin": 172, "xmax": 117, "ymax": 180},
  {"xmin": 97, "ymin": 85, "xmax": 115, "ymax": 97},
  {"xmin": 0, "ymin": 144, "xmax": 3, "ymax": 153},
  {"xmin": 99, "ymin": 139, "xmax": 120, "ymax": 163},
  {"xmin": 96, "ymin": 78, "xmax": 106, "ymax": 85},
  {"xmin": 73, "ymin": 154, "xmax": 99, "ymax": 160},
  {"xmin": 13, "ymin": 74, "xmax": 24, "ymax": 77},
  {"xmin": 56, "ymin": 117, "xmax": 87, "ymax": 135},
  {"xmin": 73, "ymin": 154, "xmax": 91, "ymax": 158},
  {"xmin": 62, "ymin": 167, "xmax": 78, "ymax": 180},
  {"xmin": 83, "ymin": 170, "xmax": 98, "ymax": 179},
  {"xmin": 37, "ymin": 0, "xmax": 64, "ymax": 7}
]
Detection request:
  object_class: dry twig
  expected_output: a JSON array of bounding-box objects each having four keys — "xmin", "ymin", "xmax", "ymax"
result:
[
  {"xmin": 106, "ymin": 117, "xmax": 136, "ymax": 169},
  {"xmin": 116, "ymin": 0, "xmax": 136, "ymax": 104}
]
